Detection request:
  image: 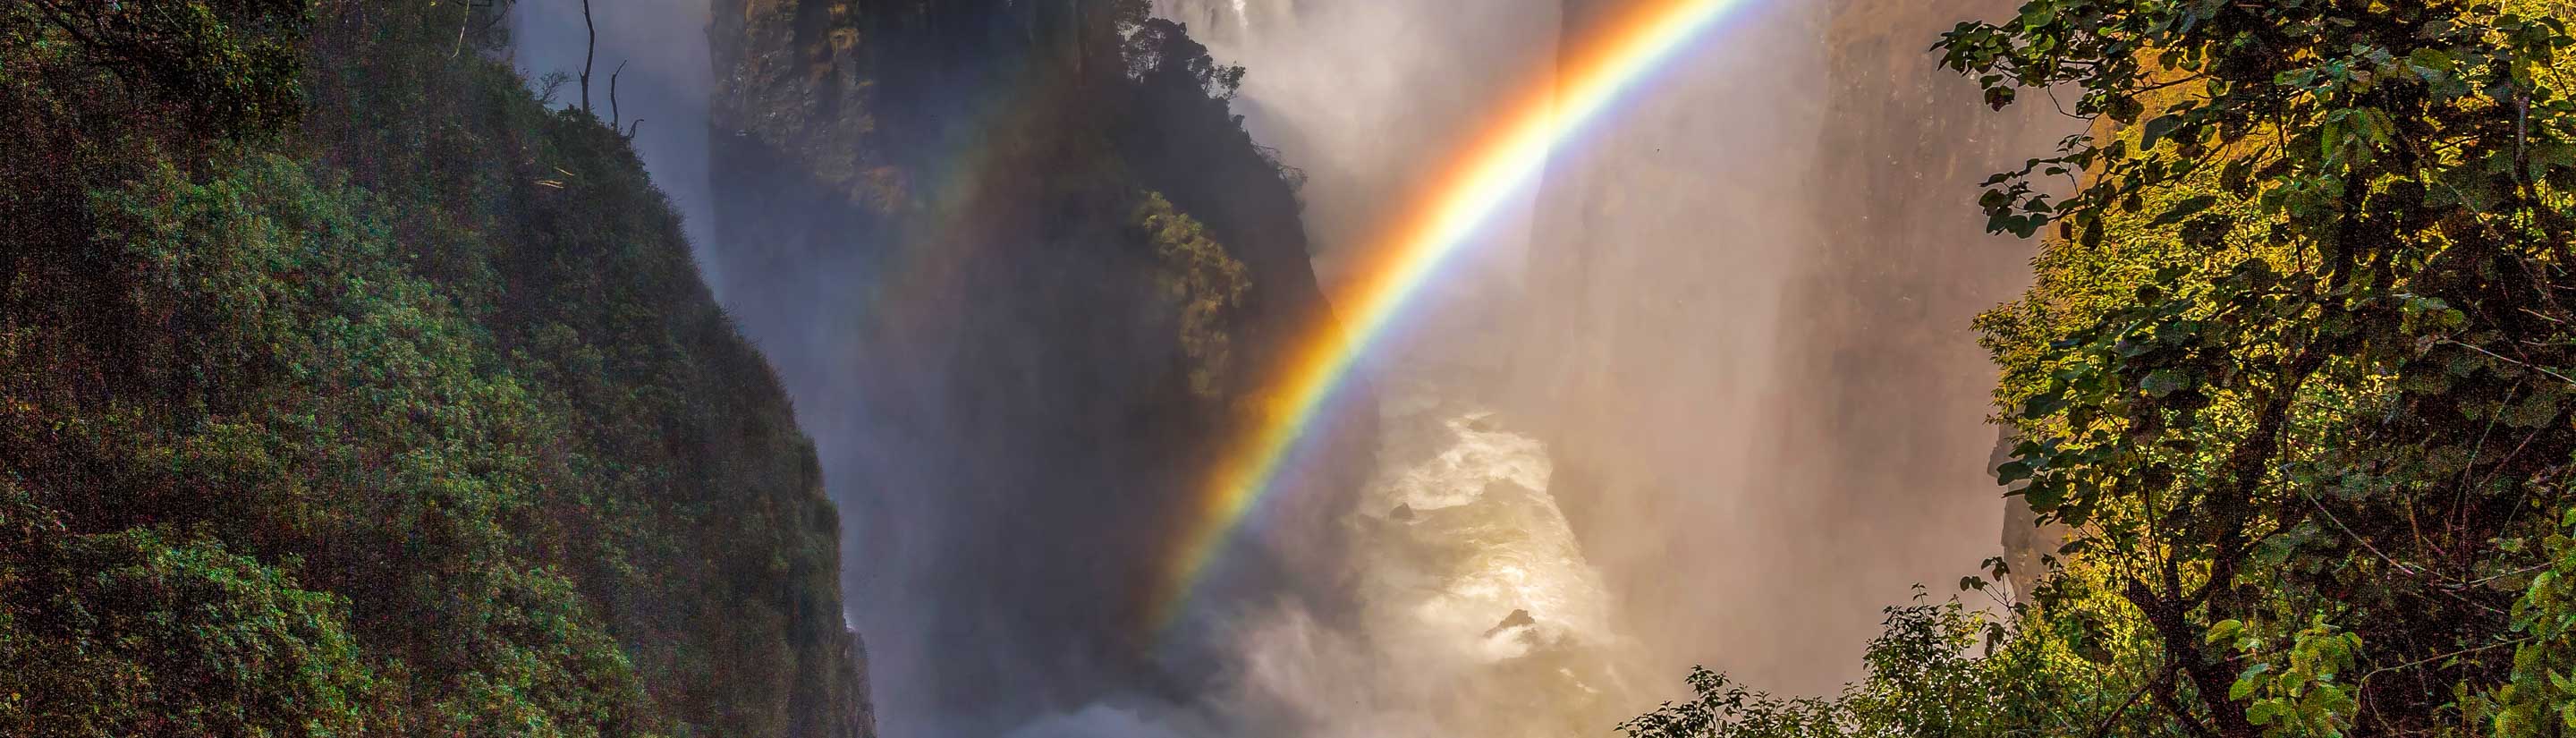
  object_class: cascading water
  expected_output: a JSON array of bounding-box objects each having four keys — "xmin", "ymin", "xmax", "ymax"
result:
[
  {"xmin": 1153, "ymin": 0, "xmax": 2064, "ymax": 714},
  {"xmin": 1129, "ymin": 4, "xmax": 1657, "ymax": 734},
  {"xmin": 518, "ymin": 0, "xmax": 2061, "ymax": 734}
]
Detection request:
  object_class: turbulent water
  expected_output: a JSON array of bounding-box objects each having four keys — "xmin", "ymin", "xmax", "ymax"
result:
[
  {"xmin": 1360, "ymin": 386, "xmax": 1614, "ymax": 657},
  {"xmin": 1136, "ymin": 0, "xmax": 1694, "ymax": 731},
  {"xmin": 1183, "ymin": 379, "xmax": 1640, "ymax": 738},
  {"xmin": 1153, "ymin": 0, "xmax": 2061, "ymax": 717},
  {"xmin": 992, "ymin": 380, "xmax": 1636, "ymax": 738},
  {"xmin": 1362, "ymin": 386, "xmax": 1633, "ymax": 721},
  {"xmin": 513, "ymin": 0, "xmax": 2055, "ymax": 733},
  {"xmin": 1153, "ymin": 0, "xmax": 1646, "ymax": 708}
]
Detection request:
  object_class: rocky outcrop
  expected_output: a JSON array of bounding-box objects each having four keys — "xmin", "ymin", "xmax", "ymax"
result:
[{"xmin": 703, "ymin": 2, "xmax": 1371, "ymax": 733}]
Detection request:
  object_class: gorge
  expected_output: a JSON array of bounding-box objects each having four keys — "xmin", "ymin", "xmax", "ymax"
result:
[
  {"xmin": 526, "ymin": 0, "xmax": 2062, "ymax": 733},
  {"xmin": 21, "ymin": 0, "xmax": 2558, "ymax": 736}
]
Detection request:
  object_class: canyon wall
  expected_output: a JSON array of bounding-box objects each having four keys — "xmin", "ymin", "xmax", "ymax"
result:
[{"xmin": 701, "ymin": 1, "xmax": 1372, "ymax": 733}]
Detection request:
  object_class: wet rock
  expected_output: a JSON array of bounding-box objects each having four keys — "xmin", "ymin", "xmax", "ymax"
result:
[
  {"xmin": 1389, "ymin": 503, "xmax": 1416, "ymax": 522},
  {"xmin": 1483, "ymin": 608, "xmax": 1537, "ymax": 638}
]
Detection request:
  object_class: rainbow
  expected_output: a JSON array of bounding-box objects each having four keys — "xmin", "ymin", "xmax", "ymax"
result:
[{"xmin": 1151, "ymin": 0, "xmax": 1757, "ymax": 630}]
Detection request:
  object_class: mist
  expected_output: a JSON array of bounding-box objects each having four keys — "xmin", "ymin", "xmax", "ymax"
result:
[
  {"xmin": 506, "ymin": 0, "xmax": 720, "ymax": 284},
  {"xmin": 506, "ymin": 0, "xmax": 2065, "ymax": 734},
  {"xmin": 1512, "ymin": 0, "xmax": 2067, "ymax": 697},
  {"xmin": 1149, "ymin": 0, "xmax": 1561, "ymax": 267},
  {"xmin": 1164, "ymin": 0, "xmax": 2064, "ymax": 706}
]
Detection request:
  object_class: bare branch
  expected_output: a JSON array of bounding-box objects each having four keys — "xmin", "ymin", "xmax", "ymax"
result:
[
  {"xmin": 579, "ymin": 0, "xmax": 595, "ymax": 113},
  {"xmin": 609, "ymin": 60, "xmax": 625, "ymax": 126}
]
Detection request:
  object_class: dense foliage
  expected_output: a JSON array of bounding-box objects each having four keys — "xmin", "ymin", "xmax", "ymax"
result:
[
  {"xmin": 1626, "ymin": 1, "xmax": 2576, "ymax": 736},
  {"xmin": 0, "ymin": 2, "xmax": 865, "ymax": 736}
]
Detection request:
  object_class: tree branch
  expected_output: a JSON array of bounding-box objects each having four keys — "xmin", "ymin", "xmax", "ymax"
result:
[
  {"xmin": 608, "ymin": 60, "xmax": 624, "ymax": 127},
  {"xmin": 578, "ymin": 0, "xmax": 595, "ymax": 114}
]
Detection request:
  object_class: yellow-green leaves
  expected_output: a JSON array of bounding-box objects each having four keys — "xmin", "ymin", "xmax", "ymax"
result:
[{"xmin": 1133, "ymin": 191, "xmax": 1250, "ymax": 401}]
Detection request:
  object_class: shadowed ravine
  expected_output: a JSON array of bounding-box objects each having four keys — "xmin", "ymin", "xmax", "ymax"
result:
[{"xmin": 513, "ymin": 0, "xmax": 2058, "ymax": 734}]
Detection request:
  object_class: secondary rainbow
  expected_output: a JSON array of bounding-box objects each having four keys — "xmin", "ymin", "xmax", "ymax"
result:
[{"xmin": 1150, "ymin": 0, "xmax": 1756, "ymax": 631}]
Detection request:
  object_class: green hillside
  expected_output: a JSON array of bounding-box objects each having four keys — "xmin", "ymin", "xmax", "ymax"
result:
[{"xmin": 0, "ymin": 3, "xmax": 867, "ymax": 736}]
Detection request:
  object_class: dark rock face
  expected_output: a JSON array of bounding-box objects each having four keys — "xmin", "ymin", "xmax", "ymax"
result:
[
  {"xmin": 1516, "ymin": 0, "xmax": 2063, "ymax": 693},
  {"xmin": 703, "ymin": 1, "xmax": 1372, "ymax": 733}
]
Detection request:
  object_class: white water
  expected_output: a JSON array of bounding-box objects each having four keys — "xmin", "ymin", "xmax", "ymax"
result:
[
  {"xmin": 1138, "ymin": 378, "xmax": 1643, "ymax": 738},
  {"xmin": 1139, "ymin": 0, "xmax": 2059, "ymax": 728},
  {"xmin": 1118, "ymin": 3, "xmax": 1669, "ymax": 734},
  {"xmin": 512, "ymin": 0, "xmax": 2051, "ymax": 733}
]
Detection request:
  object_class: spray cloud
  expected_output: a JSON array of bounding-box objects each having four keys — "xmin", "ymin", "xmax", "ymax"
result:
[{"xmin": 510, "ymin": 0, "xmax": 2068, "ymax": 734}]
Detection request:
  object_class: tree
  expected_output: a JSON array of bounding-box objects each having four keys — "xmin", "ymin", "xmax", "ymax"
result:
[
  {"xmin": 1945, "ymin": 1, "xmax": 2576, "ymax": 734},
  {"xmin": 6, "ymin": 0, "xmax": 310, "ymax": 138},
  {"xmin": 1625, "ymin": 2, "xmax": 2576, "ymax": 735},
  {"xmin": 0, "ymin": 488, "xmax": 388, "ymax": 737}
]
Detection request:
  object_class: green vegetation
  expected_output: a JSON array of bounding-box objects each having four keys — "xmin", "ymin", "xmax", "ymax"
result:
[
  {"xmin": 1137, "ymin": 191, "xmax": 1254, "ymax": 400},
  {"xmin": 1626, "ymin": 1, "xmax": 2576, "ymax": 736},
  {"xmin": 1, "ymin": 2, "xmax": 863, "ymax": 736}
]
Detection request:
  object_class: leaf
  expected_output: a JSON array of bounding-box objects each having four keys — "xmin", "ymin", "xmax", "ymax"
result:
[
  {"xmin": 2142, "ymin": 369, "xmax": 2190, "ymax": 397},
  {"xmin": 1996, "ymin": 459, "xmax": 2033, "ymax": 484},
  {"xmin": 2433, "ymin": 158, "xmax": 2506, "ymax": 213},
  {"xmin": 2233, "ymin": 663, "xmax": 2273, "ymax": 703},
  {"xmin": 2207, "ymin": 619, "xmax": 2245, "ymax": 645},
  {"xmin": 2152, "ymin": 195, "xmax": 2220, "ymax": 226},
  {"xmin": 2022, "ymin": 390, "xmax": 2069, "ymax": 419},
  {"xmin": 2142, "ymin": 114, "xmax": 2185, "ymax": 150},
  {"xmin": 2247, "ymin": 700, "xmax": 2286, "ymax": 725},
  {"xmin": 2023, "ymin": 479, "xmax": 2067, "ymax": 512},
  {"xmin": 2407, "ymin": 47, "xmax": 2453, "ymax": 72}
]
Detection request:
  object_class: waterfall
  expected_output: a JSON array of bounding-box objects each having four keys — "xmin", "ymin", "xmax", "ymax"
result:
[
  {"xmin": 538, "ymin": 0, "xmax": 2070, "ymax": 731},
  {"xmin": 1157, "ymin": 0, "xmax": 2068, "ymax": 709}
]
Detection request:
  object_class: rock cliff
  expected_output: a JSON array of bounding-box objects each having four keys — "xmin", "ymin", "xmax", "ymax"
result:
[{"xmin": 702, "ymin": 1, "xmax": 1372, "ymax": 732}]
